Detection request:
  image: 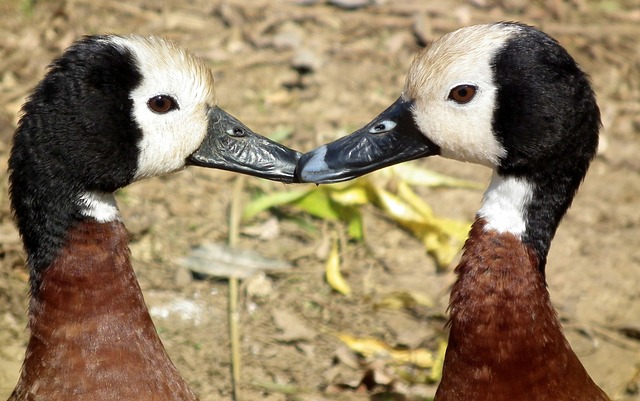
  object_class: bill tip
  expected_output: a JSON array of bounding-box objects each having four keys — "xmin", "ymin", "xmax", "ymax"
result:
[{"xmin": 297, "ymin": 145, "xmax": 328, "ymax": 183}]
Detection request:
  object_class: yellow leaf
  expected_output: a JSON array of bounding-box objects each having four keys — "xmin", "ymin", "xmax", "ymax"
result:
[
  {"xmin": 337, "ymin": 333, "xmax": 434, "ymax": 369},
  {"xmin": 369, "ymin": 182, "xmax": 470, "ymax": 268},
  {"xmin": 396, "ymin": 181, "xmax": 434, "ymax": 219},
  {"xmin": 338, "ymin": 333, "xmax": 389, "ymax": 357},
  {"xmin": 325, "ymin": 235, "xmax": 351, "ymax": 295},
  {"xmin": 391, "ymin": 348, "xmax": 434, "ymax": 369},
  {"xmin": 375, "ymin": 290, "xmax": 434, "ymax": 310},
  {"xmin": 419, "ymin": 217, "xmax": 470, "ymax": 267},
  {"xmin": 429, "ymin": 340, "xmax": 448, "ymax": 382},
  {"xmin": 387, "ymin": 163, "xmax": 483, "ymax": 190},
  {"xmin": 371, "ymin": 186, "xmax": 426, "ymax": 224},
  {"xmin": 327, "ymin": 184, "xmax": 370, "ymax": 206}
]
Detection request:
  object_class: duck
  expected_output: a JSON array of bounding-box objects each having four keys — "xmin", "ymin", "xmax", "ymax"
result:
[
  {"xmin": 296, "ymin": 22, "xmax": 609, "ymax": 401},
  {"xmin": 8, "ymin": 34, "xmax": 300, "ymax": 401}
]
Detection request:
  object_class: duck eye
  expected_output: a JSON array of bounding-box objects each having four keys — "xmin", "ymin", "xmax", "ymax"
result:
[
  {"xmin": 448, "ymin": 85, "xmax": 477, "ymax": 104},
  {"xmin": 227, "ymin": 127, "xmax": 246, "ymax": 137},
  {"xmin": 147, "ymin": 95, "xmax": 178, "ymax": 114},
  {"xmin": 369, "ymin": 120, "xmax": 397, "ymax": 134}
]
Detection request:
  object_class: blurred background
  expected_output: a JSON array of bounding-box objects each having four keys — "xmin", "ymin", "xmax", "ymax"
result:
[{"xmin": 0, "ymin": 0, "xmax": 638, "ymax": 400}]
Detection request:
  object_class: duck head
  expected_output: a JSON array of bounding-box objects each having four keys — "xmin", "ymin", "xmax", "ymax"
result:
[
  {"xmin": 296, "ymin": 22, "xmax": 600, "ymax": 269},
  {"xmin": 11, "ymin": 35, "xmax": 299, "ymax": 193},
  {"xmin": 296, "ymin": 23, "xmax": 599, "ymax": 184},
  {"xmin": 9, "ymin": 35, "xmax": 300, "ymax": 271}
]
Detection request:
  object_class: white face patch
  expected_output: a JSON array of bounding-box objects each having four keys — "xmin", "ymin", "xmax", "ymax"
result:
[
  {"xmin": 404, "ymin": 24, "xmax": 522, "ymax": 168},
  {"xmin": 108, "ymin": 36, "xmax": 217, "ymax": 181},
  {"xmin": 78, "ymin": 191, "xmax": 120, "ymax": 222},
  {"xmin": 477, "ymin": 173, "xmax": 533, "ymax": 237}
]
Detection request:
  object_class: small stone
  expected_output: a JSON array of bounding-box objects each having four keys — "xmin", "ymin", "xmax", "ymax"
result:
[
  {"xmin": 272, "ymin": 22, "xmax": 304, "ymax": 50},
  {"xmin": 292, "ymin": 48, "xmax": 322, "ymax": 75},
  {"xmin": 245, "ymin": 272, "xmax": 274, "ymax": 298}
]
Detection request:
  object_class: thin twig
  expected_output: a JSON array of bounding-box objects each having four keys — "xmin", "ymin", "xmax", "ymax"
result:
[
  {"xmin": 228, "ymin": 176, "xmax": 245, "ymax": 401},
  {"xmin": 228, "ymin": 276, "xmax": 240, "ymax": 401}
]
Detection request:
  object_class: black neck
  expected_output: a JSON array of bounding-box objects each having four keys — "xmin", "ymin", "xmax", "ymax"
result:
[
  {"xmin": 8, "ymin": 36, "xmax": 143, "ymax": 283},
  {"xmin": 490, "ymin": 24, "xmax": 600, "ymax": 274},
  {"xmin": 9, "ymin": 158, "xmax": 82, "ymax": 281},
  {"xmin": 504, "ymin": 151, "xmax": 594, "ymax": 275},
  {"xmin": 8, "ymin": 111, "xmax": 132, "ymax": 289}
]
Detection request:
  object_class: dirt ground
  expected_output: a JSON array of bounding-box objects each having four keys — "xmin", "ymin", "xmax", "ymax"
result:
[{"xmin": 0, "ymin": 0, "xmax": 639, "ymax": 400}]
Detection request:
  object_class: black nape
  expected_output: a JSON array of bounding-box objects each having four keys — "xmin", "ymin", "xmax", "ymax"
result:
[
  {"xmin": 490, "ymin": 23, "xmax": 601, "ymax": 272},
  {"xmin": 8, "ymin": 36, "xmax": 144, "ymax": 283}
]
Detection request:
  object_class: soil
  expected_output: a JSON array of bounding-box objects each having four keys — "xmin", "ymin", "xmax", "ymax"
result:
[{"xmin": 0, "ymin": 1, "xmax": 639, "ymax": 400}]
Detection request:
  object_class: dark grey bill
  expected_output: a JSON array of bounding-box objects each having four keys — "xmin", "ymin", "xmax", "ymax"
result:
[
  {"xmin": 296, "ymin": 97, "xmax": 440, "ymax": 184},
  {"xmin": 188, "ymin": 106, "xmax": 301, "ymax": 183}
]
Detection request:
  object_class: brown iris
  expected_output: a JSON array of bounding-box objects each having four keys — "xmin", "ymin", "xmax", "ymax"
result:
[
  {"xmin": 147, "ymin": 95, "xmax": 178, "ymax": 113},
  {"xmin": 448, "ymin": 85, "xmax": 477, "ymax": 104}
]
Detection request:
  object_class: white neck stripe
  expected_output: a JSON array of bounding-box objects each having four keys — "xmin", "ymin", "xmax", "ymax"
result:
[
  {"xmin": 79, "ymin": 191, "xmax": 120, "ymax": 223},
  {"xmin": 477, "ymin": 173, "xmax": 532, "ymax": 237}
]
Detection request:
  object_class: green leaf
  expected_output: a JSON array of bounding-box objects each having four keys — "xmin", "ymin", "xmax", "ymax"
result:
[
  {"xmin": 345, "ymin": 208, "xmax": 364, "ymax": 240},
  {"xmin": 242, "ymin": 188, "xmax": 310, "ymax": 220},
  {"xmin": 292, "ymin": 189, "xmax": 341, "ymax": 220}
]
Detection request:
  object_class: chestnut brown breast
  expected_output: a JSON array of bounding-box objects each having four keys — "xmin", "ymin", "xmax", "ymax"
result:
[
  {"xmin": 435, "ymin": 219, "xmax": 609, "ymax": 401},
  {"xmin": 9, "ymin": 220, "xmax": 198, "ymax": 401}
]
